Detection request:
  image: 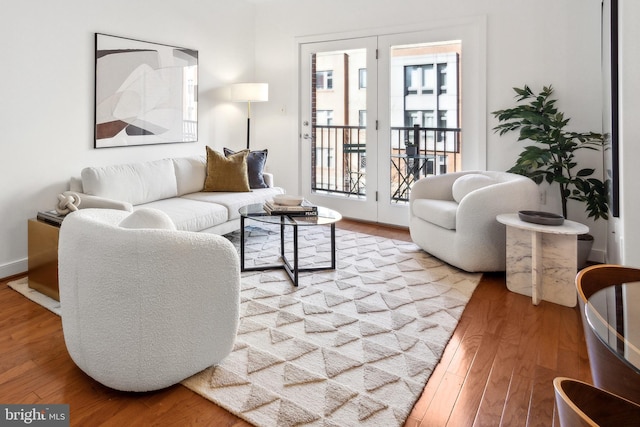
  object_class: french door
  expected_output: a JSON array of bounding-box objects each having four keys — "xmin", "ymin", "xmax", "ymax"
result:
[
  {"xmin": 299, "ymin": 37, "xmax": 379, "ymax": 222},
  {"xmin": 299, "ymin": 22, "xmax": 484, "ymax": 226}
]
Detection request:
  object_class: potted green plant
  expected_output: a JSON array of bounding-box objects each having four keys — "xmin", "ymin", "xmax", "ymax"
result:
[{"xmin": 492, "ymin": 85, "xmax": 610, "ymax": 266}]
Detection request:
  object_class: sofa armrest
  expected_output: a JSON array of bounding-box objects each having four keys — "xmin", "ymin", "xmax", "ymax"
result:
[
  {"xmin": 263, "ymin": 172, "xmax": 274, "ymax": 188},
  {"xmin": 71, "ymin": 192, "xmax": 133, "ymax": 212}
]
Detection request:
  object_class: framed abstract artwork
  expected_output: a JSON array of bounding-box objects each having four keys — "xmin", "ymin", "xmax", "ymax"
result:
[{"xmin": 94, "ymin": 33, "xmax": 198, "ymax": 148}]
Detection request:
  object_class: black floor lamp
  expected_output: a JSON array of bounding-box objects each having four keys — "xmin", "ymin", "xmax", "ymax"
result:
[{"xmin": 230, "ymin": 83, "xmax": 269, "ymax": 149}]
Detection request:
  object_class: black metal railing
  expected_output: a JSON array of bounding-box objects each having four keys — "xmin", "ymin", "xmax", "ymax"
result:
[
  {"xmin": 390, "ymin": 124, "xmax": 462, "ymax": 202},
  {"xmin": 312, "ymin": 125, "xmax": 367, "ymax": 197},
  {"xmin": 311, "ymin": 124, "xmax": 461, "ymax": 202}
]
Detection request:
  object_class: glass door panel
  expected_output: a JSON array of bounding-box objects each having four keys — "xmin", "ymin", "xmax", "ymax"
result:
[
  {"xmin": 300, "ymin": 38, "xmax": 378, "ymax": 221},
  {"xmin": 377, "ymin": 32, "xmax": 467, "ymax": 226}
]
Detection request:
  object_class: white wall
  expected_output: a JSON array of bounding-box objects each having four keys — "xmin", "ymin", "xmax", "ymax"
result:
[
  {"xmin": 252, "ymin": 0, "xmax": 608, "ymax": 259},
  {"xmin": 0, "ymin": 0, "xmax": 257, "ymax": 277}
]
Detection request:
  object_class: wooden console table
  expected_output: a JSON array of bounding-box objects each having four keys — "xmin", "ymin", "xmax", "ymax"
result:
[
  {"xmin": 496, "ymin": 213, "xmax": 588, "ymax": 307},
  {"xmin": 28, "ymin": 218, "xmax": 60, "ymax": 301}
]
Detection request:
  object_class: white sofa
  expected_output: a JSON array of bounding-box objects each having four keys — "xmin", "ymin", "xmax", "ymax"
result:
[
  {"xmin": 58, "ymin": 208, "xmax": 240, "ymax": 392},
  {"xmin": 67, "ymin": 155, "xmax": 284, "ymax": 235},
  {"xmin": 409, "ymin": 171, "xmax": 539, "ymax": 272}
]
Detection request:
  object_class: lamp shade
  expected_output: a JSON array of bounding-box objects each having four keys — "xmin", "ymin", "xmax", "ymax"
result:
[{"xmin": 230, "ymin": 83, "xmax": 268, "ymax": 102}]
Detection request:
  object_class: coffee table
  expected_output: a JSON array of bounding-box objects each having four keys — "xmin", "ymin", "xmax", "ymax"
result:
[{"xmin": 238, "ymin": 203, "xmax": 342, "ymax": 286}]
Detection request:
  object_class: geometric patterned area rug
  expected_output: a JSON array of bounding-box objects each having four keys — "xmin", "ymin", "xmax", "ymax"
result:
[{"xmin": 181, "ymin": 225, "xmax": 482, "ymax": 427}]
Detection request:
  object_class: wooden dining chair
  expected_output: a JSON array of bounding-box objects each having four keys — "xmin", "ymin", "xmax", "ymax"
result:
[
  {"xmin": 554, "ymin": 377, "xmax": 640, "ymax": 426},
  {"xmin": 575, "ymin": 264, "xmax": 640, "ymax": 404}
]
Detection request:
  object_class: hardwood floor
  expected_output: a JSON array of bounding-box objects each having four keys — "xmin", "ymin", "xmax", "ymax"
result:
[{"xmin": 0, "ymin": 219, "xmax": 591, "ymax": 426}]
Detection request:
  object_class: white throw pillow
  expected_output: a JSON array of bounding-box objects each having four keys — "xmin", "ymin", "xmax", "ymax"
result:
[
  {"xmin": 452, "ymin": 174, "xmax": 497, "ymax": 203},
  {"xmin": 173, "ymin": 156, "xmax": 206, "ymax": 196},
  {"xmin": 119, "ymin": 208, "xmax": 176, "ymax": 230}
]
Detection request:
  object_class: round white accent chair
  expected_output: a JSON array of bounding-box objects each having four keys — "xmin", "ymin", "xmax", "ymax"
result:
[
  {"xmin": 58, "ymin": 208, "xmax": 240, "ymax": 392},
  {"xmin": 409, "ymin": 171, "xmax": 539, "ymax": 272}
]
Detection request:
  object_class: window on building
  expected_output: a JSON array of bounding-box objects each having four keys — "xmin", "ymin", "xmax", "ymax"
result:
[
  {"xmin": 404, "ymin": 111, "xmax": 419, "ymax": 127},
  {"xmin": 424, "ymin": 157, "xmax": 434, "ymax": 175},
  {"xmin": 359, "ymin": 110, "xmax": 367, "ymax": 127},
  {"xmin": 405, "ymin": 66, "xmax": 418, "ymax": 95},
  {"xmin": 316, "ymin": 70, "xmax": 333, "ymax": 90},
  {"xmin": 359, "ymin": 68, "xmax": 367, "ymax": 89},
  {"xmin": 403, "ymin": 110, "xmax": 435, "ymax": 127},
  {"xmin": 317, "ymin": 110, "xmax": 334, "ymax": 125},
  {"xmin": 423, "ymin": 110, "xmax": 434, "ymax": 128},
  {"xmin": 437, "ymin": 63, "xmax": 447, "ymax": 94},
  {"xmin": 438, "ymin": 111, "xmax": 447, "ymax": 141},
  {"xmin": 422, "ymin": 64, "xmax": 434, "ymax": 94},
  {"xmin": 406, "ymin": 64, "xmax": 441, "ymax": 95},
  {"xmin": 438, "ymin": 155, "xmax": 447, "ymax": 174}
]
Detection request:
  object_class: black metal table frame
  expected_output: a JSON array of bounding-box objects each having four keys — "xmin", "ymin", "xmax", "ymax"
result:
[
  {"xmin": 240, "ymin": 214, "xmax": 337, "ymax": 286},
  {"xmin": 391, "ymin": 154, "xmax": 432, "ymax": 201}
]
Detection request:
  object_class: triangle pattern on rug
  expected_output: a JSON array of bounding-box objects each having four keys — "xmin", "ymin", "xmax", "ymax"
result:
[{"xmin": 185, "ymin": 228, "xmax": 480, "ymax": 427}]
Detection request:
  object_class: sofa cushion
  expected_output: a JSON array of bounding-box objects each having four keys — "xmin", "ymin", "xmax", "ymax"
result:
[
  {"xmin": 172, "ymin": 156, "xmax": 206, "ymax": 196},
  {"xmin": 412, "ymin": 199, "xmax": 458, "ymax": 230},
  {"xmin": 81, "ymin": 159, "xmax": 178, "ymax": 205},
  {"xmin": 224, "ymin": 148, "xmax": 269, "ymax": 189},
  {"xmin": 135, "ymin": 198, "xmax": 229, "ymax": 232},
  {"xmin": 204, "ymin": 147, "xmax": 251, "ymax": 192},
  {"xmin": 183, "ymin": 187, "xmax": 284, "ymax": 220},
  {"xmin": 119, "ymin": 208, "xmax": 177, "ymax": 230},
  {"xmin": 452, "ymin": 173, "xmax": 496, "ymax": 203}
]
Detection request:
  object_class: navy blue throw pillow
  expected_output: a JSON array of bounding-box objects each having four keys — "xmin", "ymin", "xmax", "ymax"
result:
[{"xmin": 223, "ymin": 148, "xmax": 269, "ymax": 189}]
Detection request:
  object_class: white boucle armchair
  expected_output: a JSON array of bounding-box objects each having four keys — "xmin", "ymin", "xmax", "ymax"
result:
[
  {"xmin": 409, "ymin": 171, "xmax": 539, "ymax": 272},
  {"xmin": 58, "ymin": 208, "xmax": 240, "ymax": 392}
]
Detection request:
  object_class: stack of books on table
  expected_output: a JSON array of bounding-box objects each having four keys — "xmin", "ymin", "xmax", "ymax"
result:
[
  {"xmin": 37, "ymin": 210, "xmax": 65, "ymax": 227},
  {"xmin": 264, "ymin": 200, "xmax": 318, "ymax": 216}
]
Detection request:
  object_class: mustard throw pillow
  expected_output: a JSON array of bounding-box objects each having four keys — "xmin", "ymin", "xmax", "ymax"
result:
[{"xmin": 204, "ymin": 147, "xmax": 251, "ymax": 192}]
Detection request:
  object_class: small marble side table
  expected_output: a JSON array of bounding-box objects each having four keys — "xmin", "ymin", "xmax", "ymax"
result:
[{"xmin": 496, "ymin": 213, "xmax": 589, "ymax": 307}]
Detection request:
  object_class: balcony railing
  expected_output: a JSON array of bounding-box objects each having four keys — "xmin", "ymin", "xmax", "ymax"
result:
[{"xmin": 311, "ymin": 124, "xmax": 462, "ymax": 202}]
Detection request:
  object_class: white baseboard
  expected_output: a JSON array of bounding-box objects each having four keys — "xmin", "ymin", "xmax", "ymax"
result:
[
  {"xmin": 589, "ymin": 248, "xmax": 606, "ymax": 264},
  {"xmin": 0, "ymin": 258, "xmax": 27, "ymax": 280}
]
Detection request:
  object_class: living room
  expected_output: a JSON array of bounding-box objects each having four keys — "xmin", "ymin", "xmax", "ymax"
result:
[
  {"xmin": 2, "ymin": 0, "xmax": 639, "ymax": 278},
  {"xmin": 1, "ymin": 0, "xmax": 639, "ymax": 425}
]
